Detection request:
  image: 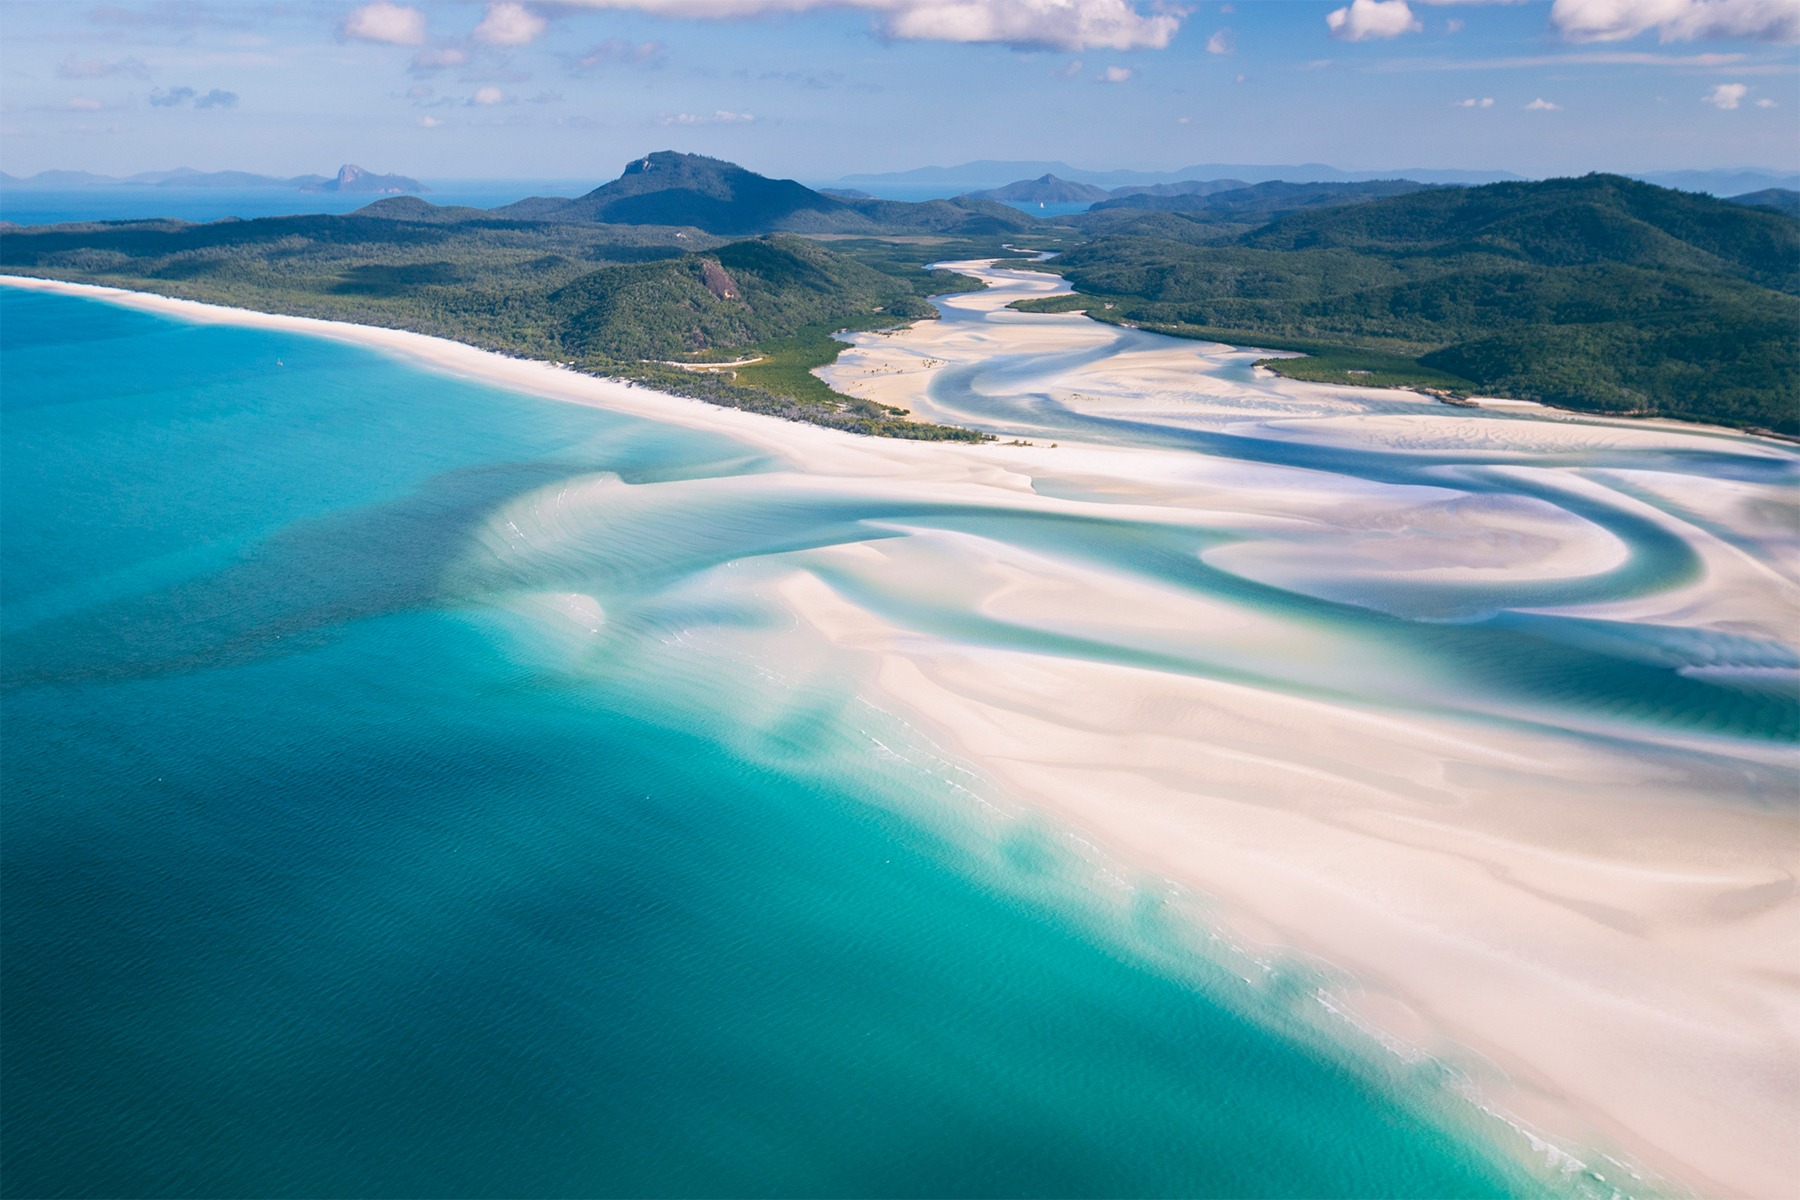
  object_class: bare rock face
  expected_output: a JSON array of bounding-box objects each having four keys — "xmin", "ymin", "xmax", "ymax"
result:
[{"xmin": 699, "ymin": 259, "xmax": 740, "ymax": 300}]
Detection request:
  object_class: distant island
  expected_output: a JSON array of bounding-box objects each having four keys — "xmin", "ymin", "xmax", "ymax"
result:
[
  {"xmin": 965, "ymin": 175, "xmax": 1112, "ymax": 204},
  {"xmin": 2, "ymin": 151, "xmax": 1794, "ymax": 437},
  {"xmin": 300, "ymin": 165, "xmax": 427, "ymax": 194},
  {"xmin": 836, "ymin": 159, "xmax": 1800, "ymax": 198},
  {"xmin": 0, "ymin": 164, "xmax": 426, "ymax": 194}
]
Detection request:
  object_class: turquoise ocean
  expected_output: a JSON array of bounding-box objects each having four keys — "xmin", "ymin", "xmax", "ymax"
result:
[{"xmin": 6, "ymin": 286, "xmax": 1786, "ymax": 1198}]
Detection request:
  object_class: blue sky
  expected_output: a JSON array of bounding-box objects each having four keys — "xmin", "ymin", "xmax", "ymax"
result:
[{"xmin": 2, "ymin": 0, "xmax": 1795, "ymax": 181}]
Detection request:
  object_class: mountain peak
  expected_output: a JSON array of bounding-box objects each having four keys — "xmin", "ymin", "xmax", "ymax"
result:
[
  {"xmin": 486, "ymin": 152, "xmax": 1042, "ymax": 237},
  {"xmin": 530, "ymin": 152, "xmax": 845, "ymax": 235}
]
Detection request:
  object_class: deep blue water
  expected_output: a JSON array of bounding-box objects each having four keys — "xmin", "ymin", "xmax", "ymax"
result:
[
  {"xmin": 0, "ymin": 181, "xmax": 591, "ymax": 227},
  {"xmin": 0, "ymin": 289, "xmax": 1546, "ymax": 1197},
  {"xmin": 0, "ymin": 180, "xmax": 1083, "ymax": 229}
]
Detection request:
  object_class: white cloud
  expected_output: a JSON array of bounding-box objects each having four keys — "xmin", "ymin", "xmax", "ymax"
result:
[
  {"xmin": 1207, "ymin": 26, "xmax": 1235, "ymax": 53},
  {"xmin": 1327, "ymin": 0, "xmax": 1422, "ymax": 41},
  {"xmin": 1053, "ymin": 58, "xmax": 1085, "ymax": 76},
  {"xmin": 1525, "ymin": 96, "xmax": 1560, "ymax": 108},
  {"xmin": 659, "ymin": 108, "xmax": 756, "ymax": 123},
  {"xmin": 1456, "ymin": 95, "xmax": 1495, "ymax": 105},
  {"xmin": 1098, "ymin": 64, "xmax": 1133, "ymax": 81},
  {"xmin": 67, "ymin": 97, "xmax": 105, "ymax": 111},
  {"xmin": 1755, "ymin": 95, "xmax": 1777, "ymax": 104},
  {"xmin": 1550, "ymin": 0, "xmax": 1800, "ymax": 43},
  {"xmin": 556, "ymin": 0, "xmax": 1182, "ymax": 51},
  {"xmin": 341, "ymin": 2, "xmax": 428, "ymax": 45},
  {"xmin": 1177, "ymin": 114, "xmax": 1191, "ymax": 122},
  {"xmin": 474, "ymin": 2, "xmax": 548, "ymax": 46},
  {"xmin": 417, "ymin": 115, "xmax": 443, "ymax": 126},
  {"xmin": 1445, "ymin": 17, "xmax": 1464, "ymax": 31},
  {"xmin": 1704, "ymin": 80, "xmax": 1749, "ymax": 105},
  {"xmin": 471, "ymin": 85, "xmax": 506, "ymax": 104}
]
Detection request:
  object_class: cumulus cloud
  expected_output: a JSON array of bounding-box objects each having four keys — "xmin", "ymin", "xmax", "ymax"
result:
[
  {"xmin": 474, "ymin": 2, "xmax": 548, "ymax": 45},
  {"xmin": 1704, "ymin": 80, "xmax": 1749, "ymax": 106},
  {"xmin": 470, "ymin": 85, "xmax": 507, "ymax": 104},
  {"xmin": 1098, "ymin": 64, "xmax": 1133, "ymax": 81},
  {"xmin": 1550, "ymin": 0, "xmax": 1800, "ymax": 43},
  {"xmin": 1525, "ymin": 96, "xmax": 1560, "ymax": 108},
  {"xmin": 1206, "ymin": 26, "xmax": 1235, "ymax": 53},
  {"xmin": 57, "ymin": 55, "xmax": 149, "ymax": 80},
  {"xmin": 417, "ymin": 114, "xmax": 443, "ymax": 126},
  {"xmin": 1755, "ymin": 95, "xmax": 1777, "ymax": 105},
  {"xmin": 1456, "ymin": 95, "xmax": 1495, "ymax": 105},
  {"xmin": 555, "ymin": 0, "xmax": 1182, "ymax": 51},
  {"xmin": 659, "ymin": 108, "xmax": 756, "ymax": 123},
  {"xmin": 1327, "ymin": 0, "xmax": 1422, "ymax": 41},
  {"xmin": 341, "ymin": 2, "xmax": 428, "ymax": 45}
]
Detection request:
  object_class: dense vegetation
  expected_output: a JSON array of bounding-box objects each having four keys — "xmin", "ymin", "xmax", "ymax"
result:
[
  {"xmin": 0, "ymin": 200, "xmax": 1002, "ymax": 439},
  {"xmin": 1729, "ymin": 188, "xmax": 1800, "ymax": 219},
  {"xmin": 1023, "ymin": 174, "xmax": 1800, "ymax": 432},
  {"xmin": 1083, "ymin": 179, "xmax": 1430, "ymax": 218}
]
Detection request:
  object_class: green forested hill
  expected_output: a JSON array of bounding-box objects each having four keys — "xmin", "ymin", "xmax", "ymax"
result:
[
  {"xmin": 1085, "ymin": 179, "xmax": 1430, "ymax": 219},
  {"xmin": 1728, "ymin": 188, "xmax": 1800, "ymax": 219},
  {"xmin": 1240, "ymin": 174, "xmax": 1797, "ymax": 289},
  {"xmin": 1022, "ymin": 174, "xmax": 1800, "ymax": 432},
  {"xmin": 0, "ymin": 209, "xmax": 994, "ymax": 439},
  {"xmin": 544, "ymin": 235, "xmax": 940, "ymax": 360}
]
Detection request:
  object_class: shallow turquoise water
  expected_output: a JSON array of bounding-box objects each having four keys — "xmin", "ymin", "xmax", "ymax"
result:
[{"xmin": 0, "ymin": 290, "xmax": 1553, "ymax": 1198}]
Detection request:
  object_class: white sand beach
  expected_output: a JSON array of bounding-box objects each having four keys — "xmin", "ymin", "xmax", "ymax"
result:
[{"xmin": 7, "ymin": 271, "xmax": 1796, "ymax": 1198}]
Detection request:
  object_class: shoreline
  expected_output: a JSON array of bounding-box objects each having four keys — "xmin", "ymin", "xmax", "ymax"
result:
[{"xmin": 7, "ymin": 272, "xmax": 1797, "ymax": 1198}]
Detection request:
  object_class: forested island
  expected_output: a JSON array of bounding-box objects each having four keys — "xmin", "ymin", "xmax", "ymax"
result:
[{"xmin": 3, "ymin": 152, "xmax": 1795, "ymax": 437}]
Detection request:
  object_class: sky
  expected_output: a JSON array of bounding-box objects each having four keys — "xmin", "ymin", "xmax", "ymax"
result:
[{"xmin": 2, "ymin": 0, "xmax": 1796, "ymax": 182}]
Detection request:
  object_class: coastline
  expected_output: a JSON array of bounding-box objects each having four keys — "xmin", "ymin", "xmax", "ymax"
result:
[{"xmin": 6, "ymin": 272, "xmax": 1797, "ymax": 1198}]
